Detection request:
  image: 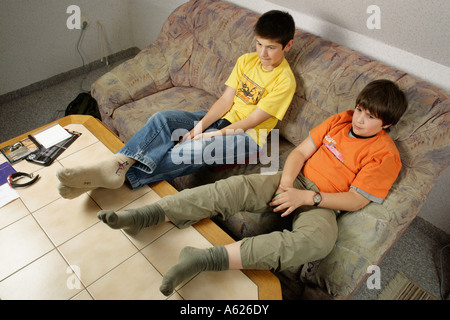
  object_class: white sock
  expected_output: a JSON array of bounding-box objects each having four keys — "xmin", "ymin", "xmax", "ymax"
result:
[
  {"xmin": 57, "ymin": 183, "xmax": 94, "ymax": 199},
  {"xmin": 57, "ymin": 153, "xmax": 133, "ymax": 189}
]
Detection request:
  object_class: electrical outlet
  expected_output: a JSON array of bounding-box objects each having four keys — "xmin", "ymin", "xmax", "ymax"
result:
[{"xmin": 81, "ymin": 16, "xmax": 90, "ymax": 29}]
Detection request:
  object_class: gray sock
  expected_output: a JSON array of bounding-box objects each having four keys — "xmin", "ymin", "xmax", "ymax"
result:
[
  {"xmin": 97, "ymin": 203, "xmax": 165, "ymax": 235},
  {"xmin": 160, "ymin": 245, "xmax": 229, "ymax": 296}
]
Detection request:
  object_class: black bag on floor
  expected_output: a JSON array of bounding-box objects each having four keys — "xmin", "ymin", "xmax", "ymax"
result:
[{"xmin": 65, "ymin": 92, "xmax": 101, "ymax": 120}]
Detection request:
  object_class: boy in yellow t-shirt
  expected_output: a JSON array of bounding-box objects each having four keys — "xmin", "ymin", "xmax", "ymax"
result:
[
  {"xmin": 57, "ymin": 10, "xmax": 296, "ymax": 197},
  {"xmin": 224, "ymin": 50, "xmax": 295, "ymax": 147}
]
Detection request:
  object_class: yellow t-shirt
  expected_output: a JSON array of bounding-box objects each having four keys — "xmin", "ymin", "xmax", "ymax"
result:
[{"xmin": 224, "ymin": 52, "xmax": 295, "ymax": 147}]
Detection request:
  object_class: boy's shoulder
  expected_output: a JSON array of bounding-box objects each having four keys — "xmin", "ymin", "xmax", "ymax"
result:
[
  {"xmin": 236, "ymin": 52, "xmax": 258, "ymax": 63},
  {"xmin": 320, "ymin": 110, "xmax": 353, "ymax": 129},
  {"xmin": 375, "ymin": 129, "xmax": 400, "ymax": 155},
  {"xmin": 235, "ymin": 52, "xmax": 295, "ymax": 88},
  {"xmin": 238, "ymin": 52, "xmax": 292, "ymax": 73}
]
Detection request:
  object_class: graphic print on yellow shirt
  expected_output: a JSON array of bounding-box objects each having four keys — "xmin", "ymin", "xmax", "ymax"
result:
[
  {"xmin": 236, "ymin": 74, "xmax": 265, "ymax": 105},
  {"xmin": 224, "ymin": 53, "xmax": 296, "ymax": 147}
]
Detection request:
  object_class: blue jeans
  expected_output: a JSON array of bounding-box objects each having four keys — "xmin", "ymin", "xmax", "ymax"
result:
[{"xmin": 118, "ymin": 110, "xmax": 260, "ymax": 189}]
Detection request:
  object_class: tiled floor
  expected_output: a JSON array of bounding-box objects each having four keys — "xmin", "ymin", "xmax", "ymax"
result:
[{"xmin": 0, "ymin": 123, "xmax": 258, "ymax": 300}]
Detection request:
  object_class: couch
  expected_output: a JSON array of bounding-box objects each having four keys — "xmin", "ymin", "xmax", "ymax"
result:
[{"xmin": 91, "ymin": 0, "xmax": 450, "ymax": 299}]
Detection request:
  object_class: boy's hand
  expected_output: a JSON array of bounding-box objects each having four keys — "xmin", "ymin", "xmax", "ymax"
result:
[
  {"xmin": 192, "ymin": 130, "xmax": 222, "ymax": 140},
  {"xmin": 181, "ymin": 131, "xmax": 194, "ymax": 142},
  {"xmin": 270, "ymin": 185, "xmax": 312, "ymax": 217}
]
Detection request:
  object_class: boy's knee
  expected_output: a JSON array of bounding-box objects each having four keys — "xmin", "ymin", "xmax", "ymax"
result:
[
  {"xmin": 240, "ymin": 218, "xmax": 337, "ymax": 271},
  {"xmin": 152, "ymin": 109, "xmax": 173, "ymax": 122},
  {"xmin": 298, "ymin": 214, "xmax": 337, "ymax": 254}
]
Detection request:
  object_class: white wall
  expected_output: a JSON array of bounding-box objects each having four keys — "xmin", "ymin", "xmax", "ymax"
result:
[
  {"xmin": 227, "ymin": 0, "xmax": 450, "ymax": 91},
  {"xmin": 0, "ymin": 0, "xmax": 134, "ymax": 95},
  {"xmin": 273, "ymin": 0, "xmax": 449, "ymax": 68},
  {"xmin": 3, "ymin": 0, "xmax": 449, "ymax": 95}
]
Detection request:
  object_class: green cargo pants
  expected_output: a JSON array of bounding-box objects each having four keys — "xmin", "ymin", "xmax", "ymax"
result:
[{"xmin": 158, "ymin": 172, "xmax": 338, "ymax": 272}]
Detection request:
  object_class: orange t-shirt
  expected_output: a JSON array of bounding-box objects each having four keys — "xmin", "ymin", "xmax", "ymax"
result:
[{"xmin": 302, "ymin": 110, "xmax": 402, "ymax": 203}]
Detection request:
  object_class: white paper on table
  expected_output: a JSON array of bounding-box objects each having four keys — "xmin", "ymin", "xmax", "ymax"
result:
[
  {"xmin": 33, "ymin": 124, "xmax": 72, "ymax": 149},
  {"xmin": 0, "ymin": 183, "xmax": 19, "ymax": 208}
]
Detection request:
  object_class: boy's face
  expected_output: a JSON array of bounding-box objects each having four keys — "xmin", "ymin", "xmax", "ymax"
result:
[
  {"xmin": 255, "ymin": 37, "xmax": 293, "ymax": 71},
  {"xmin": 352, "ymin": 105, "xmax": 391, "ymax": 137}
]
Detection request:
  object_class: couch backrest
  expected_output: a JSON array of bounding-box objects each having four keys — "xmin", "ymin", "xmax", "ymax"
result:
[
  {"xmin": 156, "ymin": 0, "xmax": 259, "ymax": 98},
  {"xmin": 159, "ymin": 0, "xmax": 450, "ymax": 206}
]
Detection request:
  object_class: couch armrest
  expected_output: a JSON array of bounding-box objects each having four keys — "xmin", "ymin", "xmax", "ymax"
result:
[{"xmin": 91, "ymin": 43, "xmax": 173, "ymax": 118}]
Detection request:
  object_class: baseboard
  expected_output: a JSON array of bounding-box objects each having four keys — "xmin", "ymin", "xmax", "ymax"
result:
[{"xmin": 0, "ymin": 47, "xmax": 140, "ymax": 105}]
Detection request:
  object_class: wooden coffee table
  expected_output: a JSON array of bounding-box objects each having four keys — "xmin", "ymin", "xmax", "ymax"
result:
[{"xmin": 0, "ymin": 115, "xmax": 281, "ymax": 300}]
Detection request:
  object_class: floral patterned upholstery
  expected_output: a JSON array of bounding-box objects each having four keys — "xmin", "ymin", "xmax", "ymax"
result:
[{"xmin": 91, "ymin": 0, "xmax": 450, "ymax": 299}]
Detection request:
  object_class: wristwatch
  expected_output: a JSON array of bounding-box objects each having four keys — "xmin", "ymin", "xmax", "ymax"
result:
[{"xmin": 313, "ymin": 192, "xmax": 322, "ymax": 206}]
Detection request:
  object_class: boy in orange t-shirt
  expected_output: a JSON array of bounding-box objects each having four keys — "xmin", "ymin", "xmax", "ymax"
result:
[
  {"xmin": 302, "ymin": 109, "xmax": 402, "ymax": 204},
  {"xmin": 97, "ymin": 80, "xmax": 408, "ymax": 296}
]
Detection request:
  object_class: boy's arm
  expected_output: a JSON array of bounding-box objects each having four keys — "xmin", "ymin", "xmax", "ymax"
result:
[
  {"xmin": 191, "ymin": 105, "xmax": 273, "ymax": 140},
  {"xmin": 182, "ymin": 86, "xmax": 236, "ymax": 141},
  {"xmin": 216, "ymin": 107, "xmax": 272, "ymax": 134},
  {"xmin": 279, "ymin": 137, "xmax": 317, "ymax": 189},
  {"xmin": 270, "ymin": 137, "xmax": 371, "ymax": 217},
  {"xmin": 271, "ymin": 188, "xmax": 370, "ymax": 217}
]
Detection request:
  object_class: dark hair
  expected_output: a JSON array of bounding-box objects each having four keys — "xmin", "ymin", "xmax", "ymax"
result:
[
  {"xmin": 254, "ymin": 10, "xmax": 295, "ymax": 48},
  {"xmin": 356, "ymin": 80, "xmax": 408, "ymax": 126}
]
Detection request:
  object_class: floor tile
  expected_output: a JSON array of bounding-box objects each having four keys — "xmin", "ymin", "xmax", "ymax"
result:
[
  {"xmin": 71, "ymin": 290, "xmax": 93, "ymax": 300},
  {"xmin": 88, "ymin": 184, "xmax": 152, "ymax": 211},
  {"xmin": 0, "ymin": 249, "xmax": 82, "ymax": 300},
  {"xmin": 58, "ymin": 222, "xmax": 138, "ymax": 286},
  {"xmin": 167, "ymin": 292, "xmax": 184, "ymax": 300},
  {"xmin": 14, "ymin": 162, "xmax": 63, "ymax": 213},
  {"xmin": 0, "ymin": 199, "xmax": 29, "ymax": 230},
  {"xmin": 58, "ymin": 140, "xmax": 113, "ymax": 168},
  {"xmin": 141, "ymin": 226, "xmax": 212, "ymax": 287},
  {"xmin": 11, "ymin": 156, "xmax": 52, "ymax": 175},
  {"xmin": 87, "ymin": 253, "xmax": 167, "ymax": 300},
  {"xmin": 178, "ymin": 270, "xmax": 258, "ymax": 300},
  {"xmin": 33, "ymin": 194, "xmax": 100, "ymax": 246},
  {"xmin": 0, "ymin": 215, "xmax": 54, "ymax": 281}
]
